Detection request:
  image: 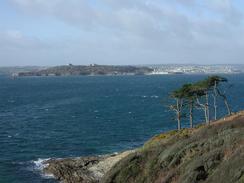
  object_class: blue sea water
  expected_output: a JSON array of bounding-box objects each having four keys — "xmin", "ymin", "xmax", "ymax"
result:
[{"xmin": 0, "ymin": 74, "xmax": 244, "ymax": 183}]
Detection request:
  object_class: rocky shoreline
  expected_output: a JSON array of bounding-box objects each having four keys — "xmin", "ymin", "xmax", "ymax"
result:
[{"xmin": 42, "ymin": 150, "xmax": 135, "ymax": 183}]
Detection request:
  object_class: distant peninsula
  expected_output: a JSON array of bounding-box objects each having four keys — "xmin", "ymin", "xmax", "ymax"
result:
[
  {"xmin": 4, "ymin": 64, "xmax": 244, "ymax": 77},
  {"xmin": 15, "ymin": 64, "xmax": 153, "ymax": 77}
]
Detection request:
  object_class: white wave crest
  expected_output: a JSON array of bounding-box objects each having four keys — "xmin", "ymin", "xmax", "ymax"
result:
[
  {"xmin": 32, "ymin": 158, "xmax": 54, "ymax": 179},
  {"xmin": 33, "ymin": 158, "xmax": 50, "ymax": 170}
]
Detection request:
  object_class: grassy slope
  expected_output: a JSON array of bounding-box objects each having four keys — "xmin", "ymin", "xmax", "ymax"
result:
[{"xmin": 102, "ymin": 111, "xmax": 244, "ymax": 183}]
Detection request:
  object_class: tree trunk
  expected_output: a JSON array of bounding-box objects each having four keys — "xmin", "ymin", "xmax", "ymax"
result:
[
  {"xmin": 177, "ymin": 112, "xmax": 181, "ymax": 131},
  {"xmin": 196, "ymin": 97, "xmax": 208, "ymax": 124},
  {"xmin": 213, "ymin": 81, "xmax": 218, "ymax": 120},
  {"xmin": 216, "ymin": 88, "xmax": 231, "ymax": 115},
  {"xmin": 189, "ymin": 102, "xmax": 193, "ymax": 128},
  {"xmin": 205, "ymin": 93, "xmax": 210, "ymax": 124},
  {"xmin": 224, "ymin": 98, "xmax": 231, "ymax": 115},
  {"xmin": 213, "ymin": 95, "xmax": 217, "ymax": 120},
  {"xmin": 176, "ymin": 99, "xmax": 181, "ymax": 131},
  {"xmin": 204, "ymin": 107, "xmax": 208, "ymax": 124}
]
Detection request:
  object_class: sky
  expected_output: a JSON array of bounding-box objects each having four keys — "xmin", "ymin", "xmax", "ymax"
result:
[{"xmin": 0, "ymin": 0, "xmax": 244, "ymax": 66}]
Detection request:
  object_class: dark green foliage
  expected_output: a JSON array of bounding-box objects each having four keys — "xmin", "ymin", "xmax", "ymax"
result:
[{"xmin": 169, "ymin": 75, "xmax": 231, "ymax": 129}]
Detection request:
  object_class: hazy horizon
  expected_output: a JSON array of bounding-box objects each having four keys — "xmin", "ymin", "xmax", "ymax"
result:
[
  {"xmin": 1, "ymin": 63, "xmax": 244, "ymax": 68},
  {"xmin": 1, "ymin": 0, "xmax": 244, "ymax": 66}
]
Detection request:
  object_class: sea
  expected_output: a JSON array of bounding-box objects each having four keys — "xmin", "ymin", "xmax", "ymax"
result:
[{"xmin": 0, "ymin": 74, "xmax": 244, "ymax": 183}]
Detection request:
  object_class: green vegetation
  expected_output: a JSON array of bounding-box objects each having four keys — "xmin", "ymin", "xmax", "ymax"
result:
[
  {"xmin": 102, "ymin": 112, "xmax": 244, "ymax": 183},
  {"xmin": 170, "ymin": 76, "xmax": 232, "ymax": 130},
  {"xmin": 17, "ymin": 65, "xmax": 153, "ymax": 76}
]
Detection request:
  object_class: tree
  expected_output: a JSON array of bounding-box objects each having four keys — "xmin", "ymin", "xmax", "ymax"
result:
[
  {"xmin": 168, "ymin": 75, "xmax": 232, "ymax": 130},
  {"xmin": 192, "ymin": 79, "xmax": 211, "ymax": 124},
  {"xmin": 180, "ymin": 84, "xmax": 196, "ymax": 128},
  {"xmin": 205, "ymin": 76, "xmax": 231, "ymax": 117},
  {"xmin": 170, "ymin": 83, "xmax": 197, "ymax": 129},
  {"xmin": 170, "ymin": 89, "xmax": 184, "ymax": 130}
]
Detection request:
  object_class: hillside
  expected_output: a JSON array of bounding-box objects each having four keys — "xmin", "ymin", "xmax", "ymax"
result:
[
  {"xmin": 43, "ymin": 111, "xmax": 244, "ymax": 183},
  {"xmin": 17, "ymin": 65, "xmax": 153, "ymax": 76}
]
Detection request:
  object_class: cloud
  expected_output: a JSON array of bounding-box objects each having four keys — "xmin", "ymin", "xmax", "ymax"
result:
[
  {"xmin": 2, "ymin": 0, "xmax": 244, "ymax": 65},
  {"xmin": 0, "ymin": 30, "xmax": 62, "ymax": 66},
  {"xmin": 9, "ymin": 0, "xmax": 243, "ymax": 35}
]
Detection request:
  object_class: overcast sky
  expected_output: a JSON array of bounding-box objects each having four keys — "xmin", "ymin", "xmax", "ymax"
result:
[{"xmin": 0, "ymin": 0, "xmax": 244, "ymax": 66}]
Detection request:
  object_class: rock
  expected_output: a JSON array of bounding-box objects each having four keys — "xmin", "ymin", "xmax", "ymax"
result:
[{"xmin": 43, "ymin": 151, "xmax": 135, "ymax": 183}]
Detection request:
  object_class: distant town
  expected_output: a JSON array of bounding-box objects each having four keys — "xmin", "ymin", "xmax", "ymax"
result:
[
  {"xmin": 0, "ymin": 64, "xmax": 243, "ymax": 77},
  {"xmin": 148, "ymin": 64, "xmax": 244, "ymax": 75}
]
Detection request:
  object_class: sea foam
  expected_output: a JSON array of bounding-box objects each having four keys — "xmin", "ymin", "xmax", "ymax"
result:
[{"xmin": 32, "ymin": 158, "xmax": 54, "ymax": 179}]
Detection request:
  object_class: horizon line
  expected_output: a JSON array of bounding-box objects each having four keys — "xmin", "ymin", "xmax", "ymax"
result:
[{"xmin": 1, "ymin": 63, "xmax": 244, "ymax": 67}]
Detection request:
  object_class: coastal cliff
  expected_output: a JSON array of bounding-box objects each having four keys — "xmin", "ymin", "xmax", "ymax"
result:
[{"xmin": 42, "ymin": 111, "xmax": 244, "ymax": 183}]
